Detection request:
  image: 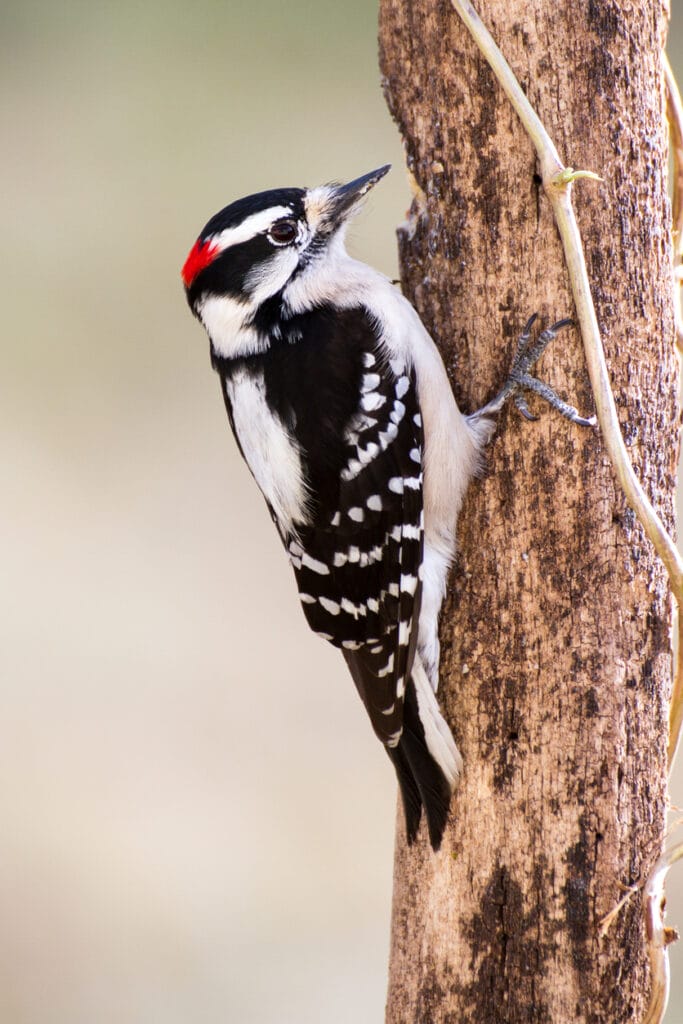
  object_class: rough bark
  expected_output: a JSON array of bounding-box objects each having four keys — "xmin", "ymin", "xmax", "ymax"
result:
[{"xmin": 378, "ymin": 2, "xmax": 678, "ymax": 1022}]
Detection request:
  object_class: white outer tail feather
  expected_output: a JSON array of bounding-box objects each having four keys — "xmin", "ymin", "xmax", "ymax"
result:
[{"xmin": 412, "ymin": 656, "xmax": 463, "ymax": 790}]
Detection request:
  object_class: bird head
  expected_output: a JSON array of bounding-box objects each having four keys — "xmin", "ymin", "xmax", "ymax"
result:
[{"xmin": 181, "ymin": 165, "xmax": 390, "ymax": 357}]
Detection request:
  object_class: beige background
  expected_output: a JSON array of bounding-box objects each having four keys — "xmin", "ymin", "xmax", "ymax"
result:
[{"xmin": 2, "ymin": 2, "xmax": 682, "ymax": 1020}]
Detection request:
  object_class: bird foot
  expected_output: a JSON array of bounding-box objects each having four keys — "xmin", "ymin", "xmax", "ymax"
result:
[{"xmin": 471, "ymin": 315, "xmax": 596, "ymax": 428}]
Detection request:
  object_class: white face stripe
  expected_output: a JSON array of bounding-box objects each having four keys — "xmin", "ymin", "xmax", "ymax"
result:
[
  {"xmin": 210, "ymin": 206, "xmax": 294, "ymax": 252},
  {"xmin": 245, "ymin": 247, "xmax": 302, "ymax": 304}
]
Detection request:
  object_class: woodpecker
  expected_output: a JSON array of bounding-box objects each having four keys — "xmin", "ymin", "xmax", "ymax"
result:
[{"xmin": 181, "ymin": 165, "xmax": 592, "ymax": 850}]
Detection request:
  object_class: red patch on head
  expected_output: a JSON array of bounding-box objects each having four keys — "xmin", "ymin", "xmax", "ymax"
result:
[{"xmin": 181, "ymin": 238, "xmax": 220, "ymax": 288}]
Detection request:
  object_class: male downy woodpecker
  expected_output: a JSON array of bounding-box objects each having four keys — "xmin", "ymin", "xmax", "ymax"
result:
[{"xmin": 181, "ymin": 165, "xmax": 592, "ymax": 850}]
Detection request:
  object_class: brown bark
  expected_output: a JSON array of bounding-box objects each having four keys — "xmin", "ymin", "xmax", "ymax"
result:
[{"xmin": 378, "ymin": 2, "xmax": 678, "ymax": 1022}]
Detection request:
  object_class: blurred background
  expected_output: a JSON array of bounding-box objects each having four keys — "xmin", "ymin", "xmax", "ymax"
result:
[{"xmin": 2, "ymin": 2, "xmax": 683, "ymax": 1021}]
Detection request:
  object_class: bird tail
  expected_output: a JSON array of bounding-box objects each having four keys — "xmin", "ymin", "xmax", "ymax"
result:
[{"xmin": 387, "ymin": 657, "xmax": 462, "ymax": 851}]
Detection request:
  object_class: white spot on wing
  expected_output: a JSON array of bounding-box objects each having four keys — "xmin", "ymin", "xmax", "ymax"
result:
[
  {"xmin": 400, "ymin": 573, "xmax": 418, "ymax": 595},
  {"xmin": 396, "ymin": 376, "xmax": 410, "ymax": 398},
  {"xmin": 390, "ymin": 400, "xmax": 405, "ymax": 424},
  {"xmin": 377, "ymin": 654, "xmax": 395, "ymax": 677},
  {"xmin": 302, "ymin": 552, "xmax": 330, "ymax": 575},
  {"xmin": 379, "ymin": 422, "xmax": 399, "ymax": 449},
  {"xmin": 319, "ymin": 597, "xmax": 340, "ymax": 615},
  {"xmin": 361, "ymin": 391, "xmax": 386, "ymax": 413},
  {"xmin": 341, "ymin": 459, "xmax": 363, "ymax": 481},
  {"xmin": 358, "ymin": 442, "xmax": 379, "ymax": 465}
]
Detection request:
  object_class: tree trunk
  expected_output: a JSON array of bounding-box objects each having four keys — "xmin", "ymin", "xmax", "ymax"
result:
[{"xmin": 378, "ymin": 2, "xmax": 678, "ymax": 1022}]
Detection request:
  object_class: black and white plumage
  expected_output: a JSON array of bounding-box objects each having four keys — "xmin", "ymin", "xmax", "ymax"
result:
[{"xmin": 181, "ymin": 166, "xmax": 498, "ymax": 849}]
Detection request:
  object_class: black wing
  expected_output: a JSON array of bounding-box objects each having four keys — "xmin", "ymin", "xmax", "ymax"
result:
[
  {"xmin": 288, "ymin": 348, "xmax": 424, "ymax": 750},
  {"xmin": 215, "ymin": 307, "xmax": 454, "ymax": 848}
]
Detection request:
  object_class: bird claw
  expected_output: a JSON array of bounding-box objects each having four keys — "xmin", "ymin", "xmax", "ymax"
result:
[
  {"xmin": 513, "ymin": 392, "xmax": 538, "ymax": 421},
  {"xmin": 473, "ymin": 316, "xmax": 596, "ymax": 427}
]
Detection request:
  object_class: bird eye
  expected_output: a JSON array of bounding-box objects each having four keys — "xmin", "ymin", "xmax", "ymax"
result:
[{"xmin": 268, "ymin": 219, "xmax": 298, "ymax": 245}]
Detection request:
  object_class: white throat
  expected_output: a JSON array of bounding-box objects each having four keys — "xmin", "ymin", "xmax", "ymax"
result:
[{"xmin": 283, "ymin": 232, "xmax": 382, "ymax": 315}]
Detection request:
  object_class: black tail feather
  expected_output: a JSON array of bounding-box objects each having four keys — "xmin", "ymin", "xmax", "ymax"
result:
[
  {"xmin": 386, "ymin": 678, "xmax": 454, "ymax": 851},
  {"xmin": 386, "ymin": 743, "xmax": 422, "ymax": 844},
  {"xmin": 400, "ymin": 721, "xmax": 452, "ymax": 850}
]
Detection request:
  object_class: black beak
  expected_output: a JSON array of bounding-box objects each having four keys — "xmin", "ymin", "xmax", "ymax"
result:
[{"xmin": 324, "ymin": 164, "xmax": 391, "ymax": 227}]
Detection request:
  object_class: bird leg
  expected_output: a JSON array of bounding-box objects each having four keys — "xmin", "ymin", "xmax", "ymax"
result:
[{"xmin": 471, "ymin": 314, "xmax": 596, "ymax": 428}]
